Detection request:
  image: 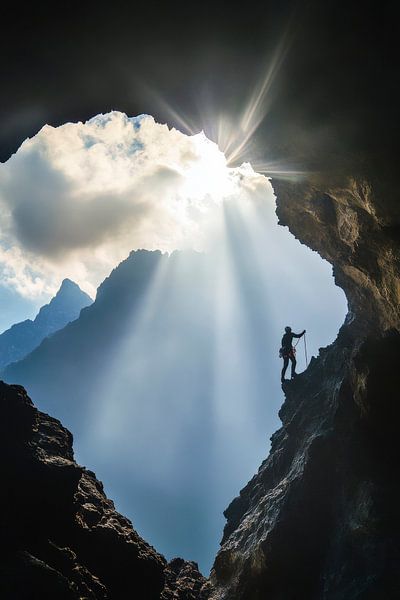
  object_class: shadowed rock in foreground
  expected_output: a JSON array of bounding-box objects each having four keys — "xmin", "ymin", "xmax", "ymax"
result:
[{"xmin": 0, "ymin": 381, "xmax": 208, "ymax": 599}]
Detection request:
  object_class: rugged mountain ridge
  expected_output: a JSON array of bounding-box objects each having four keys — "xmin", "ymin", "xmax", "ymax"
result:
[
  {"xmin": 207, "ymin": 175, "xmax": 400, "ymax": 599},
  {"xmin": 0, "ymin": 279, "xmax": 92, "ymax": 370},
  {"xmin": 0, "ymin": 380, "xmax": 207, "ymax": 599},
  {"xmin": 1, "ymin": 251, "xmax": 211, "ymax": 416},
  {"xmin": 1, "ymin": 251, "xmax": 168, "ymax": 424}
]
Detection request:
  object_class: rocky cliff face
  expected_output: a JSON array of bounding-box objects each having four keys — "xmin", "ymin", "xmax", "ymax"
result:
[
  {"xmin": 208, "ymin": 175, "xmax": 400, "ymax": 599},
  {"xmin": 0, "ymin": 380, "xmax": 207, "ymax": 599}
]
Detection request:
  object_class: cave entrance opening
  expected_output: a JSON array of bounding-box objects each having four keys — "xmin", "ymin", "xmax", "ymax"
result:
[{"xmin": 0, "ymin": 113, "xmax": 348, "ymax": 574}]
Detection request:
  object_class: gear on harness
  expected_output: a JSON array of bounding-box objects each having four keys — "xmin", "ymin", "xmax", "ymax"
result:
[{"xmin": 279, "ymin": 346, "xmax": 296, "ymax": 358}]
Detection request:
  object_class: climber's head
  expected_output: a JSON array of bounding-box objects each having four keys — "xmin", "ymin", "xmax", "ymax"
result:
[{"xmin": 285, "ymin": 326, "xmax": 292, "ymax": 333}]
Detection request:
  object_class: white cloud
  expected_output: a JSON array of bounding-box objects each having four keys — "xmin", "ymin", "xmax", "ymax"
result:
[{"xmin": 0, "ymin": 111, "xmax": 269, "ymax": 298}]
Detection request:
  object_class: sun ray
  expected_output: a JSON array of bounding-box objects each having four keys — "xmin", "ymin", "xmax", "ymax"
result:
[
  {"xmin": 223, "ymin": 33, "xmax": 292, "ymax": 165},
  {"xmin": 251, "ymin": 161, "xmax": 309, "ymax": 182},
  {"xmin": 137, "ymin": 81, "xmax": 200, "ymax": 136},
  {"xmin": 132, "ymin": 28, "xmax": 295, "ymax": 176}
]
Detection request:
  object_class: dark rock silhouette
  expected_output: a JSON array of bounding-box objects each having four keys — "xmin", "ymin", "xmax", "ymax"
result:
[
  {"xmin": 0, "ymin": 380, "xmax": 207, "ymax": 599},
  {"xmin": 0, "ymin": 279, "xmax": 92, "ymax": 370},
  {"xmin": 207, "ymin": 177, "xmax": 400, "ymax": 599}
]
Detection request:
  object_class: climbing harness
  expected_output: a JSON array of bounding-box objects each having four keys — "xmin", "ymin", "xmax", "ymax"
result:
[
  {"xmin": 279, "ymin": 332, "xmax": 308, "ymax": 368},
  {"xmin": 279, "ymin": 346, "xmax": 296, "ymax": 358}
]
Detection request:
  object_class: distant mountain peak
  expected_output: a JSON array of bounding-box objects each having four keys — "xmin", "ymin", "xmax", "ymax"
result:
[
  {"xmin": 36, "ymin": 280, "xmax": 90, "ymax": 313},
  {"xmin": 35, "ymin": 280, "xmax": 92, "ymax": 325},
  {"xmin": 56, "ymin": 278, "xmax": 92, "ymax": 299},
  {"xmin": 59, "ymin": 277, "xmax": 78, "ymax": 289},
  {"xmin": 0, "ymin": 279, "xmax": 93, "ymax": 370}
]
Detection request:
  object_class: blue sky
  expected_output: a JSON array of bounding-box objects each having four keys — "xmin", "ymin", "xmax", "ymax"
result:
[{"xmin": 0, "ymin": 283, "xmax": 43, "ymax": 332}]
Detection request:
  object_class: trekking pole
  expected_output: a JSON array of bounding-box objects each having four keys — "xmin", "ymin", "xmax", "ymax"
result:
[{"xmin": 304, "ymin": 333, "xmax": 308, "ymax": 368}]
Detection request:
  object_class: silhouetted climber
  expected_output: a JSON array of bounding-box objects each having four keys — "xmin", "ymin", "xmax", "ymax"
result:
[{"xmin": 280, "ymin": 326, "xmax": 306, "ymax": 382}]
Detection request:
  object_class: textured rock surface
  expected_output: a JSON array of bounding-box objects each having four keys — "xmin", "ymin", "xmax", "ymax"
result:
[
  {"xmin": 0, "ymin": 381, "xmax": 206, "ymax": 599},
  {"xmin": 161, "ymin": 558, "xmax": 209, "ymax": 600},
  {"xmin": 208, "ymin": 176, "xmax": 400, "ymax": 599}
]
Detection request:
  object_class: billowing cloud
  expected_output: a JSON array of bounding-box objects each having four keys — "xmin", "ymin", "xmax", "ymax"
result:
[{"xmin": 0, "ymin": 112, "xmax": 268, "ymax": 298}]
